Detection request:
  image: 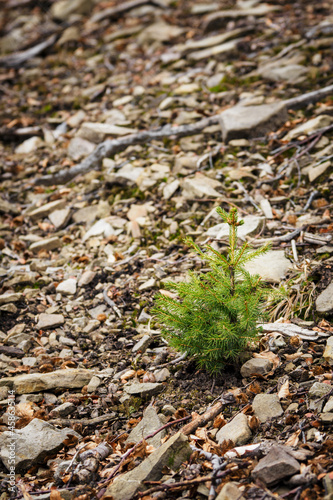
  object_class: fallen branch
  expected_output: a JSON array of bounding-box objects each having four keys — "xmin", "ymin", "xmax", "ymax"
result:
[
  {"xmin": 34, "ymin": 115, "xmax": 220, "ymax": 185},
  {"xmin": 181, "ymin": 401, "xmax": 224, "ymax": 436},
  {"xmin": 34, "ymin": 84, "xmax": 333, "ymax": 186},
  {"xmin": 258, "ymin": 322, "xmax": 329, "ymax": 340},
  {"xmin": 47, "ymin": 413, "xmax": 118, "ymax": 427},
  {"xmin": 135, "ymin": 465, "xmax": 241, "ymax": 498},
  {"xmin": 284, "ymin": 84, "xmax": 333, "ymax": 110},
  {"xmin": 0, "ymin": 34, "xmax": 57, "ymax": 68}
]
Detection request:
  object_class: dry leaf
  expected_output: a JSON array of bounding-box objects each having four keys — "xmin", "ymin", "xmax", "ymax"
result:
[
  {"xmin": 278, "ymin": 379, "xmax": 292, "ymax": 399},
  {"xmin": 285, "ymin": 429, "xmax": 301, "ymax": 447},
  {"xmin": 248, "ymin": 415, "xmax": 260, "ymax": 431},
  {"xmin": 253, "ymin": 351, "xmax": 280, "ymax": 370}
]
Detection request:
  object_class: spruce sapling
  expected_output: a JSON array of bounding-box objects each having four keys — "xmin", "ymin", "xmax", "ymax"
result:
[{"xmin": 153, "ymin": 207, "xmax": 271, "ymax": 373}]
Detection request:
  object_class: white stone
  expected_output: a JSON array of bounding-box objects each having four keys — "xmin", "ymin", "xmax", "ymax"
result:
[
  {"xmin": 163, "ymin": 179, "xmax": 180, "ymax": 200},
  {"xmin": 56, "ymin": 278, "xmax": 77, "ymax": 295},
  {"xmin": 207, "ymin": 215, "xmax": 263, "ymax": 240},
  {"xmin": 15, "ymin": 136, "xmax": 43, "ymax": 154},
  {"xmin": 216, "ymin": 413, "xmax": 252, "ymax": 446},
  {"xmin": 83, "ymin": 219, "xmax": 115, "ymax": 241},
  {"xmin": 283, "ymin": 115, "xmax": 333, "ymax": 141},
  {"xmin": 49, "ymin": 208, "xmax": 71, "ymax": 229},
  {"xmin": 244, "ymin": 250, "xmax": 292, "ymax": 283}
]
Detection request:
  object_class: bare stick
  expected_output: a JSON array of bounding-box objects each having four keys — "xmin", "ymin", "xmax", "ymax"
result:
[
  {"xmin": 34, "ymin": 116, "xmax": 220, "ymax": 186},
  {"xmin": 0, "ymin": 35, "xmax": 57, "ymax": 68},
  {"xmin": 181, "ymin": 401, "xmax": 224, "ymax": 436}
]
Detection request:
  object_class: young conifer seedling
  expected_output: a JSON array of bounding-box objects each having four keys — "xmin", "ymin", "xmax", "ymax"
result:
[{"xmin": 153, "ymin": 207, "xmax": 271, "ymax": 373}]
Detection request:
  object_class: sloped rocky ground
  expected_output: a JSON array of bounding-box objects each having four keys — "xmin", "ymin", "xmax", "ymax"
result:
[{"xmin": 0, "ymin": 0, "xmax": 333, "ymax": 499}]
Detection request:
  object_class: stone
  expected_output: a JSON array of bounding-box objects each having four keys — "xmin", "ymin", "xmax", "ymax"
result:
[
  {"xmin": 0, "ymin": 303, "xmax": 17, "ymax": 313},
  {"xmin": 220, "ymin": 102, "xmax": 287, "ymax": 142},
  {"xmin": 252, "ymin": 445, "xmax": 300, "ymax": 485},
  {"xmin": 182, "ymin": 173, "xmax": 223, "ymax": 199},
  {"xmin": 0, "ymin": 369, "xmax": 93, "ymax": 394},
  {"xmin": 36, "ymin": 313, "xmax": 65, "ymax": 330},
  {"xmin": 137, "ymin": 22, "xmax": 185, "ymax": 45},
  {"xmin": 77, "ymin": 122, "xmax": 136, "ymax": 143},
  {"xmin": 323, "ymin": 397, "xmax": 333, "ymax": 413},
  {"xmin": 51, "ymin": 0, "xmax": 93, "ymax": 20},
  {"xmin": 49, "ymin": 207, "xmax": 71, "ymax": 229},
  {"xmin": 154, "ymin": 368, "xmax": 170, "ymax": 382},
  {"xmin": 163, "ymin": 179, "xmax": 180, "ymax": 200},
  {"xmin": 259, "ymin": 64, "xmax": 308, "ymax": 83},
  {"xmin": 240, "ymin": 358, "xmax": 273, "ymax": 378},
  {"xmin": 308, "ymin": 382, "xmax": 332, "ymax": 399},
  {"xmin": 216, "ymin": 413, "xmax": 252, "ymax": 446},
  {"xmin": 138, "ymin": 278, "xmax": 156, "ymax": 291},
  {"xmin": 324, "ymin": 337, "xmax": 333, "ymax": 365},
  {"xmin": 132, "ymin": 335, "xmax": 152, "ymax": 354},
  {"xmin": 244, "ymin": 250, "xmax": 292, "ymax": 283},
  {"xmin": 68, "ymin": 137, "xmax": 95, "ymax": 160},
  {"xmin": 72, "ymin": 205, "xmax": 100, "ymax": 224},
  {"xmin": 252, "ymin": 394, "xmax": 283, "ymax": 423},
  {"xmin": 56, "ymin": 278, "xmax": 77, "ymax": 296},
  {"xmin": 83, "ymin": 219, "xmax": 115, "ymax": 241},
  {"xmin": 49, "ymin": 402, "xmax": 76, "ymax": 418},
  {"xmin": 30, "ymin": 237, "xmax": 62, "ymax": 253},
  {"xmin": 124, "ymin": 382, "xmax": 163, "ymax": 399},
  {"xmin": 15, "ymin": 136, "xmax": 43, "ymax": 154},
  {"xmin": 105, "ymin": 432, "xmax": 191, "ymax": 500},
  {"xmin": 283, "ymin": 115, "xmax": 333, "ymax": 141},
  {"xmin": 126, "ymin": 406, "xmax": 166, "ymax": 449},
  {"xmin": 28, "ymin": 199, "xmax": 67, "ymax": 221},
  {"xmin": 0, "ymin": 292, "xmax": 23, "ymax": 305},
  {"xmin": 204, "ymin": 5, "xmax": 280, "ymax": 31},
  {"xmin": 216, "ymin": 482, "xmax": 245, "ymax": 500},
  {"xmin": 207, "ymin": 215, "xmax": 263, "ymax": 240},
  {"xmin": 188, "ymin": 39, "xmax": 241, "ymax": 61},
  {"xmin": 0, "ymin": 418, "xmax": 79, "ymax": 472},
  {"xmin": 320, "ymin": 413, "xmax": 333, "ymax": 423},
  {"xmin": 308, "ymin": 160, "xmax": 331, "ymax": 182},
  {"xmin": 0, "ymin": 198, "xmax": 19, "ymax": 215},
  {"xmin": 78, "ymin": 270, "xmax": 96, "ymax": 287},
  {"xmin": 87, "ymin": 375, "xmax": 101, "ymax": 393},
  {"xmin": 260, "ymin": 199, "xmax": 274, "ymax": 219},
  {"xmin": 316, "ymin": 283, "xmax": 333, "ymax": 313}
]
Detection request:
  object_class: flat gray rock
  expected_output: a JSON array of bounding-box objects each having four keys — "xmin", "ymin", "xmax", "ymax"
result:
[
  {"xmin": 68, "ymin": 137, "xmax": 95, "ymax": 160},
  {"xmin": 0, "ymin": 418, "xmax": 80, "ymax": 472},
  {"xmin": 244, "ymin": 250, "xmax": 292, "ymax": 283},
  {"xmin": 308, "ymin": 382, "xmax": 332, "ymax": 399},
  {"xmin": 0, "ymin": 292, "xmax": 23, "ymax": 305},
  {"xmin": 316, "ymin": 283, "xmax": 333, "ymax": 313},
  {"xmin": 252, "ymin": 445, "xmax": 300, "ymax": 485},
  {"xmin": 0, "ymin": 369, "xmax": 93, "ymax": 394},
  {"xmin": 48, "ymin": 207, "xmax": 71, "ymax": 229},
  {"xmin": 106, "ymin": 432, "xmax": 191, "ymax": 500},
  {"xmin": 252, "ymin": 394, "xmax": 283, "ymax": 423},
  {"xmin": 204, "ymin": 5, "xmax": 280, "ymax": 31},
  {"xmin": 240, "ymin": 358, "xmax": 273, "ymax": 378},
  {"xmin": 124, "ymin": 382, "xmax": 163, "ymax": 399},
  {"xmin": 36, "ymin": 313, "xmax": 65, "ymax": 329},
  {"xmin": 219, "ymin": 102, "xmax": 287, "ymax": 142},
  {"xmin": 28, "ymin": 199, "xmax": 66, "ymax": 221},
  {"xmin": 259, "ymin": 64, "xmax": 308, "ymax": 83},
  {"xmin": 216, "ymin": 413, "xmax": 252, "ymax": 446},
  {"xmin": 30, "ymin": 237, "xmax": 62, "ymax": 253},
  {"xmin": 126, "ymin": 406, "xmax": 166, "ymax": 449}
]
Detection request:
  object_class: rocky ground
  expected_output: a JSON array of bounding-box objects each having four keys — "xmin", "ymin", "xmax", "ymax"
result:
[{"xmin": 0, "ymin": 0, "xmax": 333, "ymax": 499}]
